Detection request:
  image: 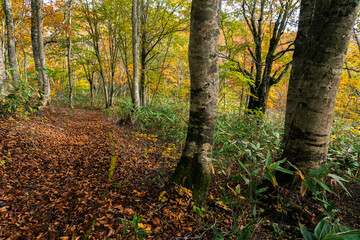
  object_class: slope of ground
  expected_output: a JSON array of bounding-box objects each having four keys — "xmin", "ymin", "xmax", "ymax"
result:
[
  {"xmin": 1, "ymin": 106, "xmax": 225, "ymax": 239},
  {"xmin": 0, "ymin": 106, "xmax": 359, "ymax": 239}
]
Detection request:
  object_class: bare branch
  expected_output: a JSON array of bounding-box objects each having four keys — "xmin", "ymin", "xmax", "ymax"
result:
[{"xmin": 270, "ymin": 61, "xmax": 292, "ymax": 85}]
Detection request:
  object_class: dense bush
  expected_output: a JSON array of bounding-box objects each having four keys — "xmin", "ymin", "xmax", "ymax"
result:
[{"xmin": 0, "ymin": 79, "xmax": 38, "ymax": 116}]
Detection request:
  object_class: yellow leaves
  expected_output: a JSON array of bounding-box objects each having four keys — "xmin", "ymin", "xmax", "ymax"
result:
[
  {"xmin": 211, "ymin": 164, "xmax": 215, "ymax": 174},
  {"xmin": 300, "ymin": 182, "xmax": 307, "ymax": 197},
  {"xmin": 143, "ymin": 225, "xmax": 152, "ymax": 232},
  {"xmin": 350, "ymin": 127, "xmax": 360, "ymax": 136},
  {"xmin": 227, "ymin": 184, "xmax": 245, "ymax": 200},
  {"xmin": 159, "ymin": 191, "xmax": 168, "ymax": 202},
  {"xmin": 161, "ymin": 143, "xmax": 177, "ymax": 159},
  {"xmin": 215, "ymin": 200, "xmax": 229, "ymax": 211},
  {"xmin": 177, "ymin": 187, "xmax": 192, "ymax": 197},
  {"xmin": 133, "ymin": 190, "xmax": 145, "ymax": 197},
  {"xmin": 296, "ymin": 170, "xmax": 305, "ymax": 180},
  {"xmin": 133, "ymin": 132, "xmax": 158, "ymax": 142},
  {"xmin": 274, "ymin": 204, "xmax": 286, "ymax": 213}
]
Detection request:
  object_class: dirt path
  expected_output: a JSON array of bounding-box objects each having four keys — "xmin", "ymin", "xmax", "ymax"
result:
[
  {"xmin": 2, "ymin": 107, "xmax": 359, "ymax": 239},
  {"xmin": 0, "ymin": 107, "xmax": 192, "ymax": 239}
]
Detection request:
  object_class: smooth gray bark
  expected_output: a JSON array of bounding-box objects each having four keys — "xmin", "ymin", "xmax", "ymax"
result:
[
  {"xmin": 31, "ymin": 0, "xmax": 50, "ymax": 110},
  {"xmin": 170, "ymin": 0, "xmax": 220, "ymax": 206},
  {"xmin": 3, "ymin": 0, "xmax": 18, "ymax": 83},
  {"xmin": 0, "ymin": 39, "xmax": 6, "ymax": 96},
  {"xmin": 283, "ymin": 0, "xmax": 315, "ymax": 142},
  {"xmin": 282, "ymin": 0, "xmax": 360, "ymax": 174},
  {"xmin": 67, "ymin": 11, "xmax": 73, "ymax": 109},
  {"xmin": 132, "ymin": 0, "xmax": 141, "ymax": 108}
]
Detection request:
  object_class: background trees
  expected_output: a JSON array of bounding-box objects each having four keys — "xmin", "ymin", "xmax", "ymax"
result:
[
  {"xmin": 219, "ymin": 0, "xmax": 298, "ymax": 114},
  {"xmin": 1, "ymin": 0, "xmax": 360, "ymax": 238}
]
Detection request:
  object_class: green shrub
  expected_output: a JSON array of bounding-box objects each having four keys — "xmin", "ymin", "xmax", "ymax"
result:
[{"xmin": 0, "ymin": 79, "xmax": 38, "ymax": 116}]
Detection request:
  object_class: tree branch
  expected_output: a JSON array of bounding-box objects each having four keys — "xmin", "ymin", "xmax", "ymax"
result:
[{"xmin": 44, "ymin": 0, "xmax": 73, "ymax": 46}]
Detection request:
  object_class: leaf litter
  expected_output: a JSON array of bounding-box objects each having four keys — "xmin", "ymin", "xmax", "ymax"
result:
[{"xmin": 1, "ymin": 106, "xmax": 359, "ymax": 239}]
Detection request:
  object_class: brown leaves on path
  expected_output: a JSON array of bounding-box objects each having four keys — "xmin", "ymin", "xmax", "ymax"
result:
[{"xmin": 0, "ymin": 106, "xmax": 217, "ymax": 239}]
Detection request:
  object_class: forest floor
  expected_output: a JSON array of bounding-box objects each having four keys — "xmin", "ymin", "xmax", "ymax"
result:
[{"xmin": 0, "ymin": 106, "xmax": 359, "ymax": 239}]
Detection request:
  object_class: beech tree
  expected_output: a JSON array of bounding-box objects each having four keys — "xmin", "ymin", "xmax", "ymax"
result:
[
  {"xmin": 170, "ymin": 0, "xmax": 220, "ymax": 206},
  {"xmin": 282, "ymin": 0, "xmax": 360, "ymax": 175},
  {"xmin": 67, "ymin": 10, "xmax": 73, "ymax": 108},
  {"xmin": 31, "ymin": 0, "xmax": 73, "ymax": 110},
  {"xmin": 0, "ymin": 38, "xmax": 6, "ymax": 95},
  {"xmin": 3, "ymin": 0, "xmax": 18, "ymax": 83},
  {"xmin": 31, "ymin": 0, "xmax": 51, "ymax": 110},
  {"xmin": 132, "ymin": 0, "xmax": 141, "ymax": 108}
]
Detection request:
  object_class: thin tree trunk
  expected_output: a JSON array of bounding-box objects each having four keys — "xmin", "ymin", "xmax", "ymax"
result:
[
  {"xmin": 281, "ymin": 0, "xmax": 360, "ymax": 175},
  {"xmin": 140, "ymin": 41, "xmax": 146, "ymax": 106},
  {"xmin": 170, "ymin": 0, "xmax": 221, "ymax": 206},
  {"xmin": 3, "ymin": 0, "xmax": 19, "ymax": 83},
  {"xmin": 19, "ymin": 12, "xmax": 27, "ymax": 83},
  {"xmin": 0, "ymin": 38, "xmax": 6, "ymax": 96},
  {"xmin": 31, "ymin": 0, "xmax": 50, "ymax": 110},
  {"xmin": 132, "ymin": 0, "xmax": 141, "ymax": 108},
  {"xmin": 67, "ymin": 11, "xmax": 73, "ymax": 109},
  {"xmin": 139, "ymin": 0, "xmax": 147, "ymax": 106}
]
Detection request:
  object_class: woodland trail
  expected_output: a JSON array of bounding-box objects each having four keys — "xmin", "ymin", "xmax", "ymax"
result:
[
  {"xmin": 0, "ymin": 106, "xmax": 197, "ymax": 239},
  {"xmin": 2, "ymin": 107, "xmax": 359, "ymax": 239}
]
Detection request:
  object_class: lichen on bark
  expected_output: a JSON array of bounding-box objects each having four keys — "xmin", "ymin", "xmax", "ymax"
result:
[
  {"xmin": 281, "ymin": 0, "xmax": 360, "ymax": 177},
  {"xmin": 170, "ymin": 0, "xmax": 220, "ymax": 207}
]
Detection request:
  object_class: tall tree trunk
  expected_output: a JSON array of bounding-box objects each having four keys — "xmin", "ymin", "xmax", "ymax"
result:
[
  {"xmin": 282, "ymin": 0, "xmax": 360, "ymax": 175},
  {"xmin": 0, "ymin": 38, "xmax": 6, "ymax": 96},
  {"xmin": 31, "ymin": 0, "xmax": 50, "ymax": 110},
  {"xmin": 90, "ymin": 80, "xmax": 94, "ymax": 106},
  {"xmin": 139, "ymin": 0, "xmax": 147, "ymax": 106},
  {"xmin": 140, "ymin": 45, "xmax": 146, "ymax": 106},
  {"xmin": 283, "ymin": 0, "xmax": 315, "ymax": 142},
  {"xmin": 67, "ymin": 11, "xmax": 73, "ymax": 109},
  {"xmin": 3, "ymin": 0, "xmax": 18, "ymax": 83},
  {"xmin": 132, "ymin": 0, "xmax": 141, "ymax": 108},
  {"xmin": 170, "ymin": 0, "xmax": 220, "ymax": 206}
]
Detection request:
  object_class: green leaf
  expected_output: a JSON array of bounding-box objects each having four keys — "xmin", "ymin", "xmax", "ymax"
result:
[
  {"xmin": 250, "ymin": 168, "xmax": 261, "ymax": 177},
  {"xmin": 238, "ymin": 160, "xmax": 251, "ymax": 175},
  {"xmin": 313, "ymin": 178, "xmax": 335, "ymax": 195},
  {"xmin": 304, "ymin": 179, "xmax": 317, "ymax": 195},
  {"xmin": 265, "ymin": 150, "xmax": 272, "ymax": 168},
  {"xmin": 314, "ymin": 218, "xmax": 332, "ymax": 240},
  {"xmin": 308, "ymin": 166, "xmax": 328, "ymax": 178},
  {"xmin": 300, "ymin": 224, "xmax": 316, "ymax": 240},
  {"xmin": 255, "ymin": 187, "xmax": 268, "ymax": 194},
  {"xmin": 328, "ymin": 173, "xmax": 351, "ymax": 196},
  {"xmin": 252, "ymin": 205, "xmax": 257, "ymax": 217},
  {"xmin": 264, "ymin": 171, "xmax": 277, "ymax": 187},
  {"xmin": 323, "ymin": 230, "xmax": 360, "ymax": 240},
  {"xmin": 269, "ymin": 158, "xmax": 286, "ymax": 170},
  {"xmin": 274, "ymin": 166, "xmax": 294, "ymax": 175}
]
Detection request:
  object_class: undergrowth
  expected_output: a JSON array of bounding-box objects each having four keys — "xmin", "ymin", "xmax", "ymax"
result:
[
  {"xmin": 0, "ymin": 78, "xmax": 38, "ymax": 116},
  {"xmin": 108, "ymin": 97, "xmax": 360, "ymax": 239}
]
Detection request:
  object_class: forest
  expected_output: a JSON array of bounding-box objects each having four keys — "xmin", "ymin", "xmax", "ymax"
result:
[{"xmin": 1, "ymin": 0, "xmax": 360, "ymax": 239}]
